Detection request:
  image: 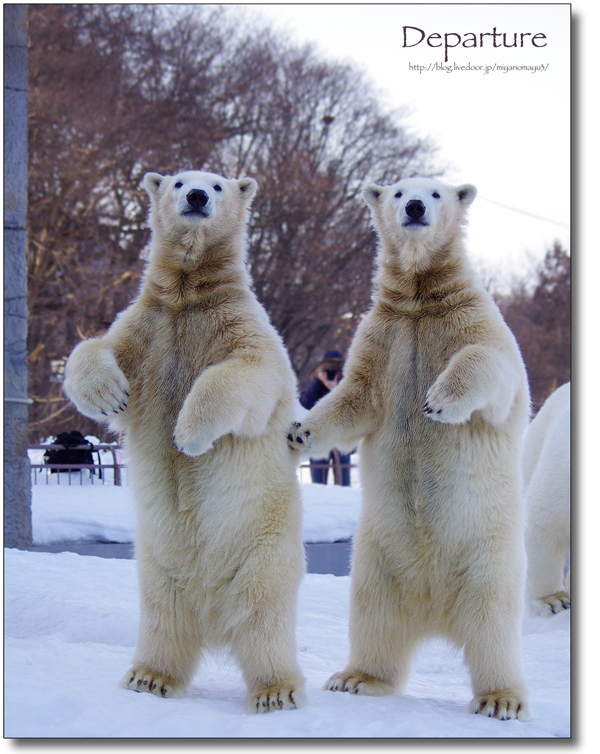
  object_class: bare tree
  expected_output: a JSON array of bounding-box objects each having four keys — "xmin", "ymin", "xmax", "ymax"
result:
[{"xmin": 493, "ymin": 242, "xmax": 570, "ymax": 413}]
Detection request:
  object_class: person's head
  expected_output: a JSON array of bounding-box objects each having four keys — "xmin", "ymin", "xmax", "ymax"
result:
[{"xmin": 312, "ymin": 350, "xmax": 344, "ymax": 383}]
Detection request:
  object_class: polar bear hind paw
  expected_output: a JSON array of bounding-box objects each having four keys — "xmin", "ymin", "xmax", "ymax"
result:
[
  {"xmin": 469, "ymin": 691, "xmax": 533, "ymax": 721},
  {"xmin": 122, "ymin": 668, "xmax": 184, "ymax": 698},
  {"xmin": 324, "ymin": 670, "xmax": 394, "ymax": 696},
  {"xmin": 533, "ymin": 590, "xmax": 570, "ymax": 616},
  {"xmin": 247, "ymin": 684, "xmax": 307, "ymax": 713}
]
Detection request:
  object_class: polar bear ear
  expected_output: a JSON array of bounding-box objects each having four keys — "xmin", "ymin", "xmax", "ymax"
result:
[
  {"xmin": 456, "ymin": 184, "xmax": 477, "ymax": 206},
  {"xmin": 143, "ymin": 172, "xmax": 164, "ymax": 196},
  {"xmin": 362, "ymin": 184, "xmax": 384, "ymax": 207},
  {"xmin": 237, "ymin": 177, "xmax": 258, "ymax": 202}
]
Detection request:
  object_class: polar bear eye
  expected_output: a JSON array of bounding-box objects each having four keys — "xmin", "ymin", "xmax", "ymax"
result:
[
  {"xmin": 395, "ymin": 192, "xmax": 403, "ymax": 199},
  {"xmin": 174, "ymin": 182, "xmax": 183, "ymax": 189},
  {"xmin": 432, "ymin": 192, "xmax": 441, "ymax": 199},
  {"xmin": 213, "ymin": 184, "xmax": 222, "ymax": 192}
]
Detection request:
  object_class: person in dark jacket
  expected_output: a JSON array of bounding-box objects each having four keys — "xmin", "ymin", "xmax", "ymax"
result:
[{"xmin": 299, "ymin": 350, "xmax": 351, "ymax": 486}]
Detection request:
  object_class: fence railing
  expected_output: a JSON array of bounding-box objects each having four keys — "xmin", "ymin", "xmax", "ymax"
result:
[
  {"xmin": 28, "ymin": 444, "xmax": 357, "ymax": 487},
  {"xmin": 28, "ymin": 444, "xmax": 123, "ymax": 486},
  {"xmin": 301, "ymin": 448, "xmax": 357, "ymax": 486}
]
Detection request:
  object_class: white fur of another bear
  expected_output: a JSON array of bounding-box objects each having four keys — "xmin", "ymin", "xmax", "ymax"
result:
[
  {"xmin": 64, "ymin": 170, "xmax": 306, "ymax": 713},
  {"xmin": 288, "ymin": 176, "xmax": 533, "ymax": 721},
  {"xmin": 523, "ymin": 382, "xmax": 570, "ymax": 616}
]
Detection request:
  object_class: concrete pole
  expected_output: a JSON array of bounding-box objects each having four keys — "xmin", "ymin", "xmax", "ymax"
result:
[{"xmin": 4, "ymin": 4, "xmax": 32, "ymax": 548}]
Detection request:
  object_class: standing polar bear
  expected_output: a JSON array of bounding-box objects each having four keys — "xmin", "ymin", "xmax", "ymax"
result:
[
  {"xmin": 64, "ymin": 171, "xmax": 307, "ymax": 713},
  {"xmin": 523, "ymin": 382, "xmax": 570, "ymax": 616},
  {"xmin": 288, "ymin": 177, "xmax": 533, "ymax": 721}
]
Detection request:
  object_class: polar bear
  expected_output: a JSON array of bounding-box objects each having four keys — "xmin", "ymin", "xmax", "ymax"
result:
[
  {"xmin": 288, "ymin": 177, "xmax": 533, "ymax": 721},
  {"xmin": 64, "ymin": 170, "xmax": 306, "ymax": 713},
  {"xmin": 523, "ymin": 382, "xmax": 570, "ymax": 616}
]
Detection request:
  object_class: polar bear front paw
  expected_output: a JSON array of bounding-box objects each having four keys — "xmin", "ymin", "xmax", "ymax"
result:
[
  {"xmin": 173, "ymin": 409, "xmax": 215, "ymax": 457},
  {"xmin": 423, "ymin": 380, "xmax": 477, "ymax": 425},
  {"xmin": 469, "ymin": 690, "xmax": 533, "ymax": 721},
  {"xmin": 122, "ymin": 668, "xmax": 184, "ymax": 699},
  {"xmin": 64, "ymin": 345, "xmax": 129, "ymax": 420},
  {"xmin": 286, "ymin": 421, "xmax": 313, "ymax": 452},
  {"xmin": 247, "ymin": 684, "xmax": 307, "ymax": 713},
  {"xmin": 533, "ymin": 590, "xmax": 570, "ymax": 616}
]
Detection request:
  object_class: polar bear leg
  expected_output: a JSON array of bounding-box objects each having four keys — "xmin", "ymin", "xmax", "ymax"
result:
[
  {"xmin": 231, "ymin": 603, "xmax": 307, "ymax": 713},
  {"xmin": 526, "ymin": 525, "xmax": 570, "ymax": 614},
  {"xmin": 123, "ymin": 553, "xmax": 203, "ymax": 698},
  {"xmin": 461, "ymin": 600, "xmax": 532, "ymax": 721},
  {"xmin": 525, "ymin": 468, "xmax": 570, "ymax": 615},
  {"xmin": 424, "ymin": 345, "xmax": 519, "ymax": 426},
  {"xmin": 173, "ymin": 359, "xmax": 283, "ymax": 457},
  {"xmin": 225, "ymin": 527, "xmax": 307, "ymax": 714},
  {"xmin": 325, "ymin": 541, "xmax": 417, "ymax": 696}
]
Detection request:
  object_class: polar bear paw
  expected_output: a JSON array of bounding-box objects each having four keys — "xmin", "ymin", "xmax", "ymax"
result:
[
  {"xmin": 247, "ymin": 684, "xmax": 307, "ymax": 713},
  {"xmin": 64, "ymin": 348, "xmax": 129, "ymax": 421},
  {"xmin": 122, "ymin": 668, "xmax": 185, "ymax": 698},
  {"xmin": 324, "ymin": 670, "xmax": 394, "ymax": 696},
  {"xmin": 423, "ymin": 380, "xmax": 477, "ymax": 425},
  {"xmin": 173, "ymin": 408, "xmax": 215, "ymax": 457},
  {"xmin": 469, "ymin": 690, "xmax": 533, "ymax": 721},
  {"xmin": 533, "ymin": 590, "xmax": 570, "ymax": 616},
  {"xmin": 286, "ymin": 421, "xmax": 314, "ymax": 452}
]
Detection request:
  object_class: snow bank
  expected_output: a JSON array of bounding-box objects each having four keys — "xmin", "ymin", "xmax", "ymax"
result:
[{"xmin": 30, "ymin": 436, "xmax": 361, "ymax": 545}]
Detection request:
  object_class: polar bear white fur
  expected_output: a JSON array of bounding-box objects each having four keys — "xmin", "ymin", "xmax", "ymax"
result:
[
  {"xmin": 288, "ymin": 177, "xmax": 533, "ymax": 721},
  {"xmin": 523, "ymin": 382, "xmax": 570, "ymax": 616},
  {"xmin": 64, "ymin": 170, "xmax": 306, "ymax": 713}
]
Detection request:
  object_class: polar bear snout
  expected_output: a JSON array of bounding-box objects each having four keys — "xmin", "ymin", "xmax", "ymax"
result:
[
  {"xmin": 188, "ymin": 189, "xmax": 209, "ymax": 208},
  {"xmin": 406, "ymin": 199, "xmax": 425, "ymax": 219},
  {"xmin": 402, "ymin": 198, "xmax": 429, "ymax": 228},
  {"xmin": 184, "ymin": 188, "xmax": 211, "ymax": 217}
]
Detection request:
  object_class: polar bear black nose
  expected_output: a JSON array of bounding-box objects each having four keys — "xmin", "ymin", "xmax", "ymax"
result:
[
  {"xmin": 187, "ymin": 189, "xmax": 209, "ymax": 209},
  {"xmin": 405, "ymin": 199, "xmax": 426, "ymax": 219}
]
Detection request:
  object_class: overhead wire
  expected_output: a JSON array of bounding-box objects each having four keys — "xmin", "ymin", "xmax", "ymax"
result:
[{"xmin": 478, "ymin": 196, "xmax": 570, "ymax": 229}]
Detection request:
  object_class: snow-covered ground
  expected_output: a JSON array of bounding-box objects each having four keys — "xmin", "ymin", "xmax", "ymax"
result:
[{"xmin": 8, "ymin": 448, "xmax": 569, "ymax": 738}]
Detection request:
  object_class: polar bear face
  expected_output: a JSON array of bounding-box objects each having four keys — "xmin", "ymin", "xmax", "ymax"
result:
[
  {"xmin": 143, "ymin": 170, "xmax": 257, "ymax": 249},
  {"xmin": 363, "ymin": 177, "xmax": 477, "ymax": 271}
]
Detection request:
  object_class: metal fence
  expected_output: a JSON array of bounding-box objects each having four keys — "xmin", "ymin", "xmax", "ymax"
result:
[
  {"xmin": 28, "ymin": 444, "xmax": 123, "ymax": 486},
  {"xmin": 299, "ymin": 449, "xmax": 357, "ymax": 486},
  {"xmin": 28, "ymin": 444, "xmax": 356, "ymax": 487}
]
